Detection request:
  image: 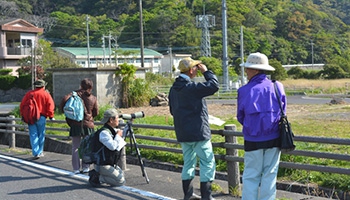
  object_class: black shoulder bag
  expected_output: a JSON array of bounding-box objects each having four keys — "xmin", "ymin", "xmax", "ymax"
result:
[{"xmin": 273, "ymin": 81, "xmax": 296, "ymax": 153}]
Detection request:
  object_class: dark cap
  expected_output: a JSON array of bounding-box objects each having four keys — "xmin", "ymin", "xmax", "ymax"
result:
[{"xmin": 34, "ymin": 79, "xmax": 47, "ymax": 88}]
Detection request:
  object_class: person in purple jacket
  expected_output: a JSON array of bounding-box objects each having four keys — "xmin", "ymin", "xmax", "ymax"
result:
[{"xmin": 237, "ymin": 52, "xmax": 286, "ymax": 200}]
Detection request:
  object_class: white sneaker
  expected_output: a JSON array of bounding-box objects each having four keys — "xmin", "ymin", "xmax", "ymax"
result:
[
  {"xmin": 33, "ymin": 152, "xmax": 44, "ymax": 159},
  {"xmin": 73, "ymin": 170, "xmax": 80, "ymax": 174},
  {"xmin": 82, "ymin": 168, "xmax": 90, "ymax": 173}
]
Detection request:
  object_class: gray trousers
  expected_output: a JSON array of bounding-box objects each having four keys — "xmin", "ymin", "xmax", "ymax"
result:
[{"xmin": 95, "ymin": 164, "xmax": 125, "ymax": 186}]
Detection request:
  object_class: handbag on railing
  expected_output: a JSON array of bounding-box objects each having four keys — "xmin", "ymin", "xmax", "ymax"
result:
[{"xmin": 273, "ymin": 81, "xmax": 296, "ymax": 152}]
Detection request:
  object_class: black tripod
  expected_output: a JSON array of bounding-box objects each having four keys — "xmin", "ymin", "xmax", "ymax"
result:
[{"xmin": 122, "ymin": 119, "xmax": 150, "ymax": 184}]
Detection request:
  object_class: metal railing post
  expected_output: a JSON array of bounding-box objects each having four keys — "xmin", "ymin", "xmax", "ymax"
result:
[
  {"xmin": 224, "ymin": 124, "xmax": 240, "ymax": 191},
  {"xmin": 8, "ymin": 115, "xmax": 16, "ymax": 148},
  {"xmin": 118, "ymin": 147, "xmax": 127, "ymax": 170}
]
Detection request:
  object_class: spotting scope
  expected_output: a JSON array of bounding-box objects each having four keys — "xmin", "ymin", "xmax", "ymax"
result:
[{"xmin": 119, "ymin": 111, "xmax": 145, "ymax": 120}]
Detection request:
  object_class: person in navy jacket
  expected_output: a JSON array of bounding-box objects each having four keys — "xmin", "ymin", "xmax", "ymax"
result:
[{"xmin": 169, "ymin": 57, "xmax": 219, "ymax": 200}]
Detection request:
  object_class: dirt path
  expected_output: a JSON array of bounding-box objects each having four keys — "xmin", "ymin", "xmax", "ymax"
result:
[
  {"xmin": 118, "ymin": 104, "xmax": 235, "ymax": 119},
  {"xmin": 118, "ymin": 103, "xmax": 350, "ymax": 122}
]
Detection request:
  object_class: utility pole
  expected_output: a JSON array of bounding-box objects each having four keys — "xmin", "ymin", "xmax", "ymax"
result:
[
  {"xmin": 240, "ymin": 26, "xmax": 245, "ymax": 85},
  {"xmin": 311, "ymin": 40, "xmax": 314, "ymax": 69},
  {"xmin": 31, "ymin": 45, "xmax": 34, "ymax": 89},
  {"xmin": 139, "ymin": 0, "xmax": 144, "ymax": 68},
  {"xmin": 102, "ymin": 34, "xmax": 117, "ymax": 67},
  {"xmin": 112, "ymin": 36, "xmax": 119, "ymax": 66},
  {"xmin": 102, "ymin": 35, "xmax": 106, "ymax": 67},
  {"xmin": 34, "ymin": 45, "xmax": 36, "ymax": 81},
  {"xmin": 196, "ymin": 4, "xmax": 215, "ymax": 57},
  {"xmin": 109, "ymin": 32, "xmax": 112, "ymax": 65},
  {"xmin": 86, "ymin": 15, "xmax": 90, "ymax": 68},
  {"xmin": 168, "ymin": 47, "xmax": 172, "ymax": 76},
  {"xmin": 222, "ymin": 0, "xmax": 228, "ymax": 91}
]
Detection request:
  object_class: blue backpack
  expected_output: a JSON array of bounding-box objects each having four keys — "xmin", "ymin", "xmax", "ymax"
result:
[{"xmin": 63, "ymin": 91, "xmax": 84, "ymax": 121}]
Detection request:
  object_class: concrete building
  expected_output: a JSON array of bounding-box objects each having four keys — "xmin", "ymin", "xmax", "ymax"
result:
[
  {"xmin": 55, "ymin": 47, "xmax": 197, "ymax": 76},
  {"xmin": 51, "ymin": 67, "xmax": 147, "ymax": 108},
  {"xmin": 160, "ymin": 53, "xmax": 192, "ymax": 75},
  {"xmin": 282, "ymin": 64, "xmax": 324, "ymax": 71},
  {"xmin": 54, "ymin": 47, "xmax": 164, "ymax": 73},
  {"xmin": 0, "ymin": 19, "xmax": 43, "ymax": 76}
]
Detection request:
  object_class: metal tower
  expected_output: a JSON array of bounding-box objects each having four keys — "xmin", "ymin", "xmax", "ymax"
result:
[{"xmin": 196, "ymin": 14, "xmax": 215, "ymax": 57}]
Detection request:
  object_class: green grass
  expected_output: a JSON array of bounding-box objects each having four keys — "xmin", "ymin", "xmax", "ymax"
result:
[
  {"xmin": 8, "ymin": 102, "xmax": 350, "ymax": 193},
  {"xmin": 129, "ymin": 107, "xmax": 350, "ymax": 193}
]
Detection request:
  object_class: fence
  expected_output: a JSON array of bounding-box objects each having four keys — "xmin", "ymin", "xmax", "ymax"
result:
[
  {"xmin": 0, "ymin": 115, "xmax": 350, "ymax": 194},
  {"xmin": 152, "ymin": 84, "xmax": 238, "ymax": 100}
]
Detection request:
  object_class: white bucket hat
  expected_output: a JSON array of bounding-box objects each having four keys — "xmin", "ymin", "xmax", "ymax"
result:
[{"xmin": 240, "ymin": 52, "xmax": 275, "ymax": 71}]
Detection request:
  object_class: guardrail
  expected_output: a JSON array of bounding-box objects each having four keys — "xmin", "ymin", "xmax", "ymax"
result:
[{"xmin": 1, "ymin": 115, "xmax": 350, "ymax": 196}]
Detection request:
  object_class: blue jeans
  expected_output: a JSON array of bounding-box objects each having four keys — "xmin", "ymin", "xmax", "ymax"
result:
[
  {"xmin": 180, "ymin": 140, "xmax": 216, "ymax": 182},
  {"xmin": 28, "ymin": 116, "xmax": 46, "ymax": 156},
  {"xmin": 242, "ymin": 147, "xmax": 281, "ymax": 200}
]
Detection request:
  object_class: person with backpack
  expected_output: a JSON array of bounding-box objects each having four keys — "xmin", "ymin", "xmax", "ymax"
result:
[
  {"xmin": 88, "ymin": 108, "xmax": 126, "ymax": 187},
  {"xmin": 60, "ymin": 78, "xmax": 99, "ymax": 174},
  {"xmin": 20, "ymin": 79, "xmax": 55, "ymax": 159}
]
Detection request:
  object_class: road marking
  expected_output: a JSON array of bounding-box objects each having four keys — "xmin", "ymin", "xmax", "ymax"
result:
[{"xmin": 0, "ymin": 154, "xmax": 176, "ymax": 200}]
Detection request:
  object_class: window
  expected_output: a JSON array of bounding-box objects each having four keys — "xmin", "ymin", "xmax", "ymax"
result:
[{"xmin": 21, "ymin": 39, "xmax": 32, "ymax": 48}]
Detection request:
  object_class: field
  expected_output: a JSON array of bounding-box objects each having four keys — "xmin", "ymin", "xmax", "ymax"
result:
[
  {"xmin": 21, "ymin": 78, "xmax": 349, "ymax": 196},
  {"xmin": 282, "ymin": 78, "xmax": 350, "ymax": 94},
  {"xmin": 117, "ymin": 78, "xmax": 350, "ymax": 196},
  {"xmin": 282, "ymin": 78, "xmax": 350, "ymax": 90}
]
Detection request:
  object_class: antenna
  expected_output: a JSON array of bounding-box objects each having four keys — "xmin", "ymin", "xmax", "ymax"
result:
[{"xmin": 196, "ymin": 4, "xmax": 215, "ymax": 57}]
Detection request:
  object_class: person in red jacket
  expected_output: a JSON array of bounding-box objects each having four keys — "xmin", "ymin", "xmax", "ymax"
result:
[{"xmin": 20, "ymin": 79, "xmax": 55, "ymax": 159}]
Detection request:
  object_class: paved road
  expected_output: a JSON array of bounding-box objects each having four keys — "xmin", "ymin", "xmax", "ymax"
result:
[
  {"xmin": 206, "ymin": 95, "xmax": 350, "ymax": 105},
  {"xmin": 0, "ymin": 147, "xmax": 235, "ymax": 200},
  {"xmin": 0, "ymin": 146, "xmax": 330, "ymax": 200},
  {"xmin": 0, "ymin": 103, "xmax": 18, "ymax": 115}
]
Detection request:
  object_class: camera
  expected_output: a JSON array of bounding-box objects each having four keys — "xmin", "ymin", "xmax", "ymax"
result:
[{"xmin": 119, "ymin": 111, "xmax": 145, "ymax": 120}]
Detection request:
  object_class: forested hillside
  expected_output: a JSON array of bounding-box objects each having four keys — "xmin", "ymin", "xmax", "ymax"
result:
[{"xmin": 2, "ymin": 0, "xmax": 350, "ymax": 77}]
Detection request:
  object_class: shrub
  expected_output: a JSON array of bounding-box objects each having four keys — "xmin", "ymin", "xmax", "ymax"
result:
[
  {"xmin": 0, "ymin": 69, "xmax": 13, "ymax": 75},
  {"xmin": 0, "ymin": 75, "xmax": 16, "ymax": 90},
  {"xmin": 287, "ymin": 66, "xmax": 305, "ymax": 79},
  {"xmin": 128, "ymin": 78, "xmax": 155, "ymax": 107},
  {"xmin": 16, "ymin": 75, "xmax": 32, "ymax": 89}
]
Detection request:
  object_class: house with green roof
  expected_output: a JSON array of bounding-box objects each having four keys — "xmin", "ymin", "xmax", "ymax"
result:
[{"xmin": 54, "ymin": 47, "xmax": 164, "ymax": 73}]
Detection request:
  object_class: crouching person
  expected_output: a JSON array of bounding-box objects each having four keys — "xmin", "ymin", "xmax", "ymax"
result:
[{"xmin": 89, "ymin": 108, "xmax": 126, "ymax": 187}]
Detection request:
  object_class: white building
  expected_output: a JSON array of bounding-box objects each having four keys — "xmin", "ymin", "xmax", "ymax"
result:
[
  {"xmin": 54, "ymin": 47, "xmax": 164, "ymax": 73},
  {"xmin": 161, "ymin": 53, "xmax": 192, "ymax": 75}
]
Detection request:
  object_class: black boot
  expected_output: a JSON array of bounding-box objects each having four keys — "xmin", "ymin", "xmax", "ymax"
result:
[
  {"xmin": 200, "ymin": 181, "xmax": 215, "ymax": 200},
  {"xmin": 88, "ymin": 169, "xmax": 101, "ymax": 187},
  {"xmin": 182, "ymin": 179, "xmax": 201, "ymax": 200}
]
